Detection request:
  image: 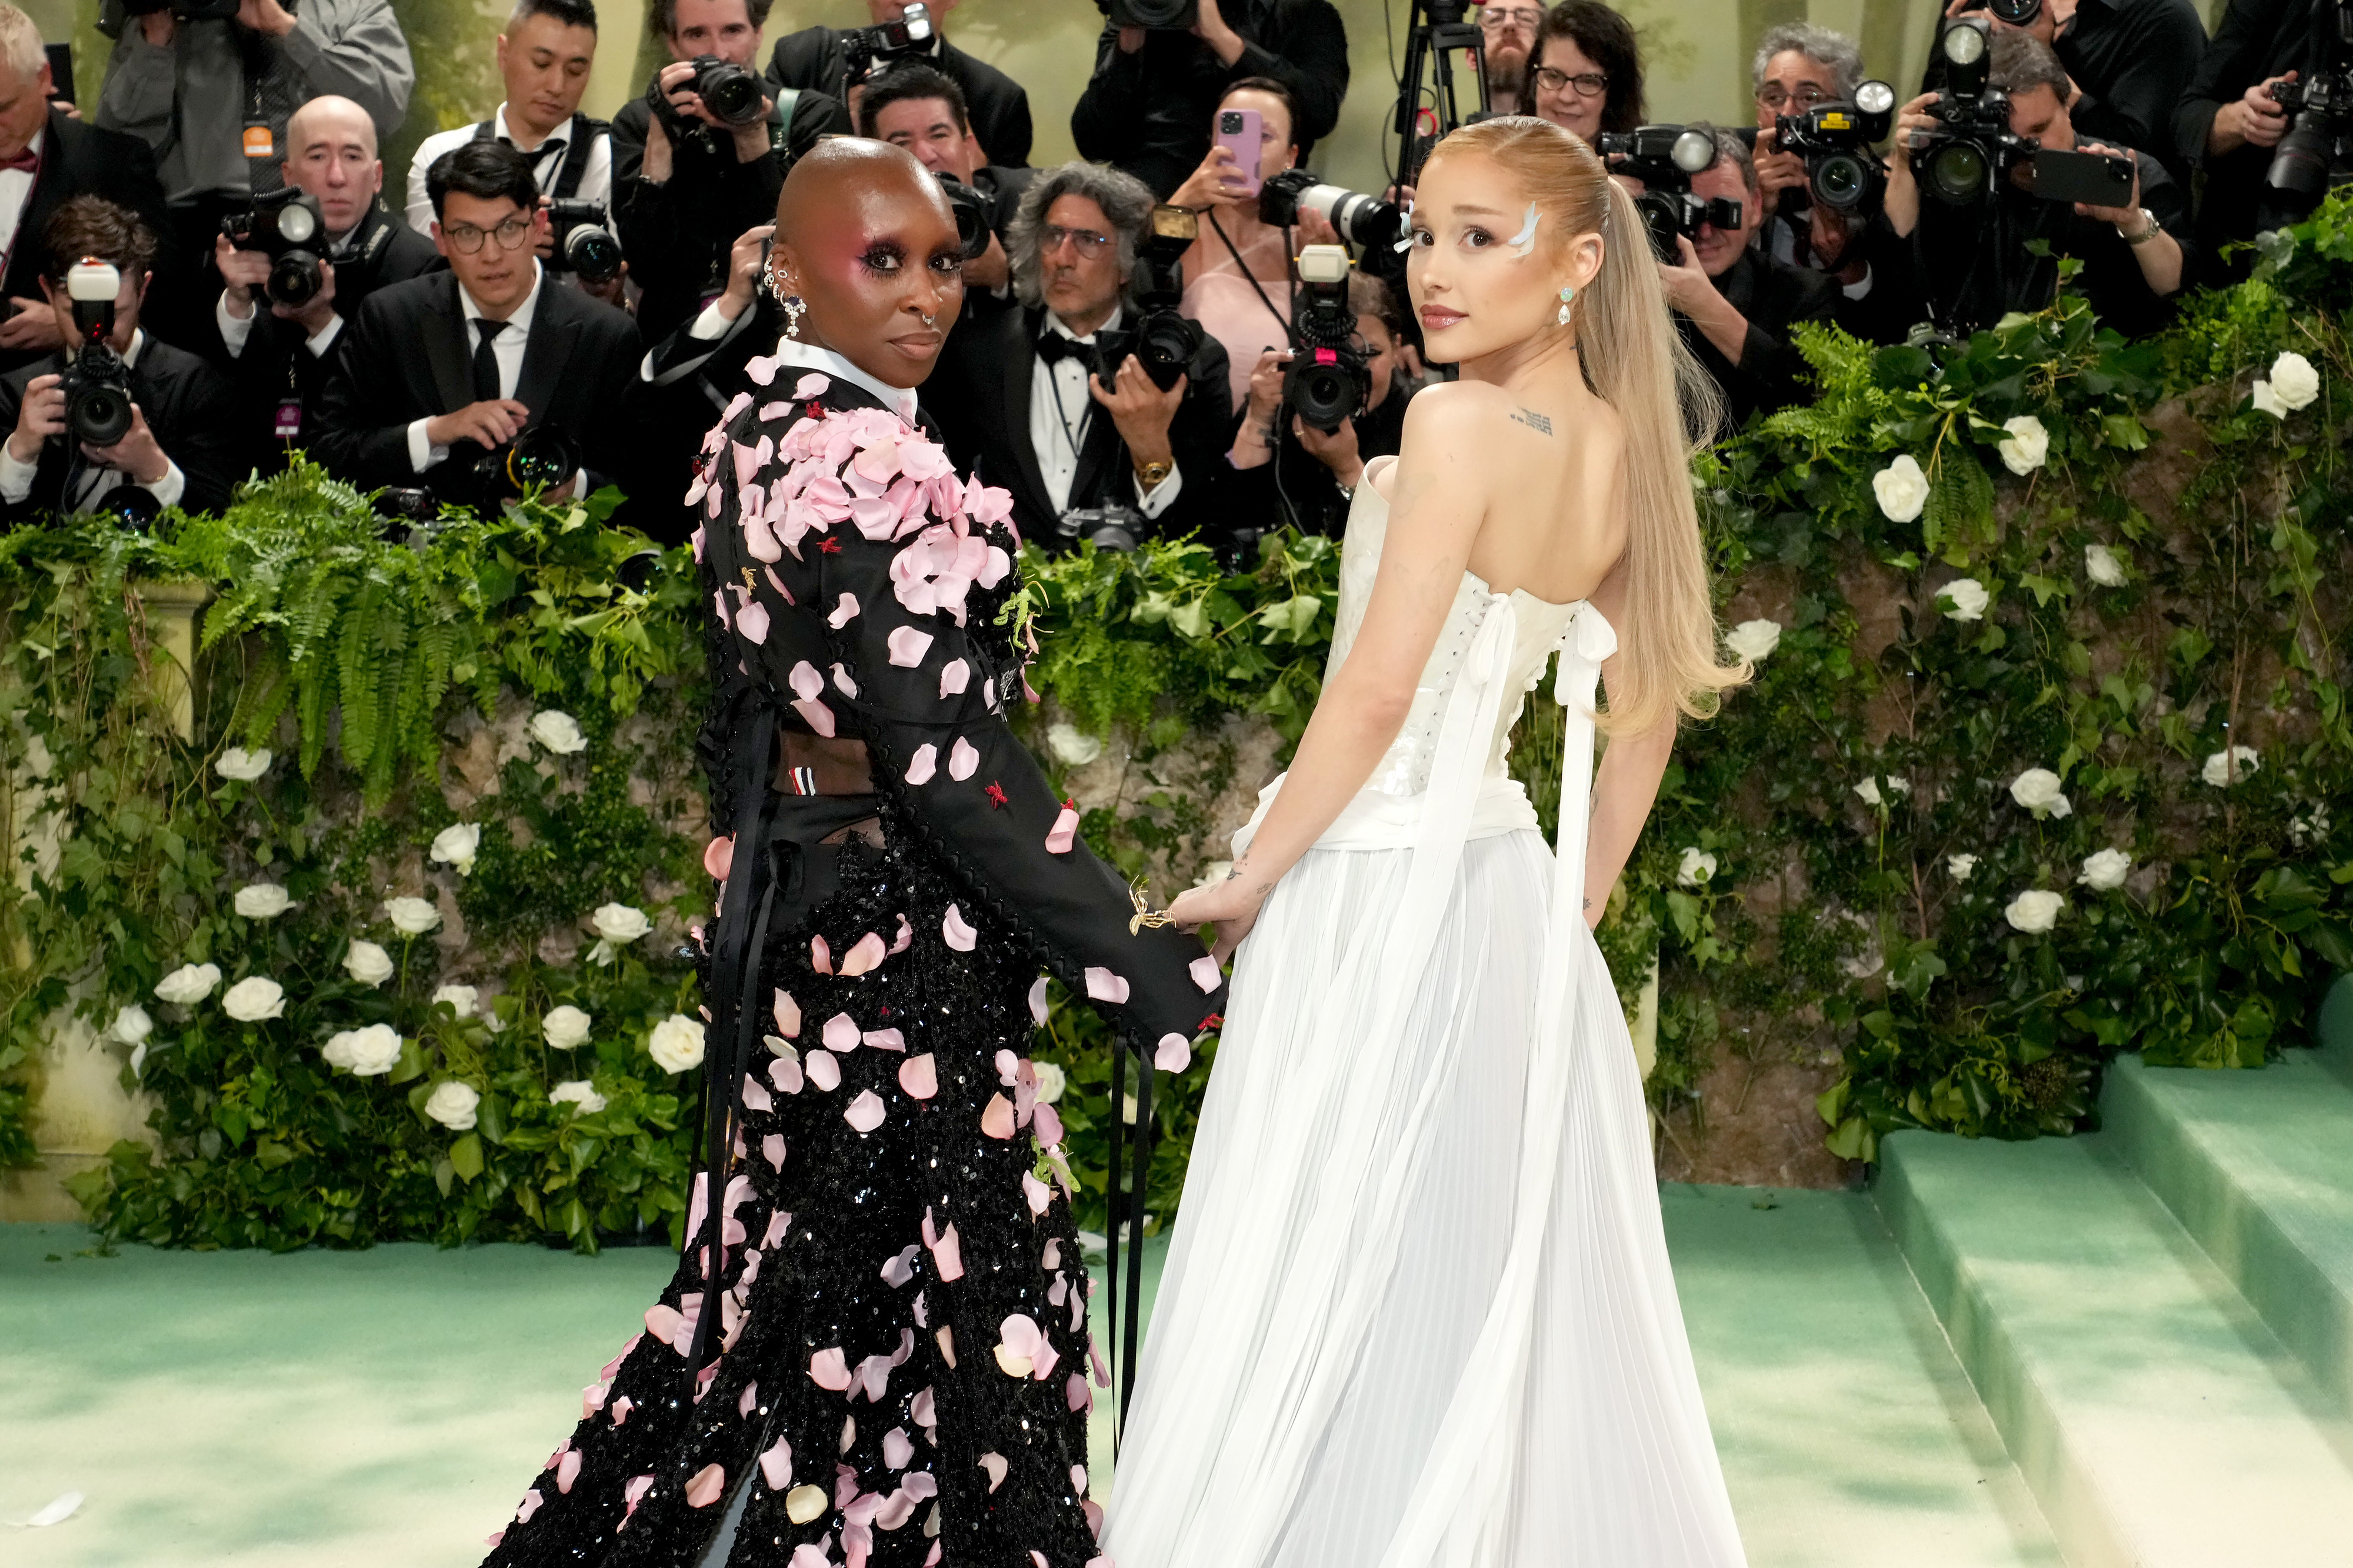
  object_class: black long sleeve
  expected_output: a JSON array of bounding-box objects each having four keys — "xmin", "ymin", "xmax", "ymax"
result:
[{"xmin": 2057, "ymin": 0, "xmax": 2208, "ymax": 178}]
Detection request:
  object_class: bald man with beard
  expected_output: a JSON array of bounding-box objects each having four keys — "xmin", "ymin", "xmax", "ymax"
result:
[{"xmin": 210, "ymin": 94, "xmax": 439, "ymax": 476}]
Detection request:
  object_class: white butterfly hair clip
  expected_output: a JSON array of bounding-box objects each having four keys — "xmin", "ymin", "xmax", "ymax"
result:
[
  {"xmin": 1392, "ymin": 197, "xmax": 1417, "ymax": 253},
  {"xmin": 1508, "ymin": 201, "xmax": 1539, "ymax": 256}
]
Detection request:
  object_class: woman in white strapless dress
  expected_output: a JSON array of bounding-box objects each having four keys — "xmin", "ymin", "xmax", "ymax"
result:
[{"xmin": 1099, "ymin": 119, "xmax": 1755, "ymax": 1568}]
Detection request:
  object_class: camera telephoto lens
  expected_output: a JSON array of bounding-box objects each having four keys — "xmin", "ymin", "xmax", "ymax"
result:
[
  {"xmin": 1135, "ymin": 309, "xmax": 1206, "ymax": 392},
  {"xmin": 1928, "ymin": 139, "xmax": 1991, "ymax": 205},
  {"xmin": 563, "ymin": 225, "xmax": 624, "ymax": 282},
  {"xmin": 1812, "ymin": 152, "xmax": 1868, "ymax": 209},
  {"xmin": 268, "ymin": 252, "xmax": 324, "ymax": 307},
  {"xmin": 2267, "ymin": 118, "xmax": 2336, "ymax": 208},
  {"xmin": 69, "ymin": 381, "xmax": 131, "ymax": 448},
  {"xmin": 1984, "ymin": 0, "xmax": 2042, "ymax": 26},
  {"xmin": 695, "ymin": 58, "xmax": 766, "ymax": 126}
]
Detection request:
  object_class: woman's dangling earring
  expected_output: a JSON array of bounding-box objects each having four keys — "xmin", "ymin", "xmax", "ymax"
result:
[{"xmin": 1557, "ymin": 283, "xmax": 1576, "ymax": 328}]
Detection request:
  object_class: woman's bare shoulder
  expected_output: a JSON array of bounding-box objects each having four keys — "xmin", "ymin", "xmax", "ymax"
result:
[{"xmin": 1399, "ymin": 378, "xmax": 1517, "ymax": 443}]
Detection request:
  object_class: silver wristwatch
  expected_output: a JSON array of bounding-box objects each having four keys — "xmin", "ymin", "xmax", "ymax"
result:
[{"xmin": 2119, "ymin": 208, "xmax": 2162, "ymax": 246}]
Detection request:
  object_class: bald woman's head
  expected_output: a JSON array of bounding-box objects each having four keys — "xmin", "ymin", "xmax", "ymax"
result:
[
  {"xmin": 282, "ymin": 95, "xmax": 385, "ymax": 237},
  {"xmin": 769, "ymin": 138, "xmax": 966, "ymax": 391}
]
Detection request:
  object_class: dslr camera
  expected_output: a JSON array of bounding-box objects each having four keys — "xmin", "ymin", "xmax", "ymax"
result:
[
  {"xmin": 57, "ymin": 258, "xmax": 134, "ymax": 448},
  {"xmin": 932, "ymin": 173, "xmax": 993, "ymax": 261},
  {"xmin": 1258, "ymin": 168, "xmax": 1407, "ymax": 252},
  {"xmin": 1592, "ymin": 125, "xmax": 1743, "ymax": 262},
  {"xmin": 449, "ymin": 424, "xmax": 578, "ymax": 509},
  {"xmin": 1098, "ymin": 0, "xmax": 1198, "ymax": 29},
  {"xmin": 1102, "ymin": 205, "xmax": 1212, "ymax": 393},
  {"xmin": 1910, "ymin": 19, "xmax": 2032, "ymax": 205},
  {"xmin": 2264, "ymin": 0, "xmax": 2353, "ymax": 215},
  {"xmin": 544, "ymin": 199, "xmax": 622, "ymax": 283},
  {"xmin": 1283, "ymin": 244, "xmax": 1369, "ymax": 435},
  {"xmin": 220, "ymin": 186, "xmax": 328, "ymax": 308},
  {"xmin": 842, "ymin": 1, "xmax": 934, "ymax": 82},
  {"xmin": 1055, "ymin": 501, "xmax": 1143, "ymax": 552},
  {"xmin": 650, "ymin": 55, "xmax": 765, "ymax": 134},
  {"xmin": 1774, "ymin": 81, "xmax": 1896, "ymax": 215}
]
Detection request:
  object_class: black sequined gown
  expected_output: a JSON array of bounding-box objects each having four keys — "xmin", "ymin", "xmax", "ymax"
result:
[{"xmin": 481, "ymin": 363, "xmax": 1225, "ymax": 1568}]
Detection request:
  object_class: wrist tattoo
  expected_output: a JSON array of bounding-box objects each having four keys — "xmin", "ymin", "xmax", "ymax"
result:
[{"xmin": 1511, "ymin": 408, "xmax": 1554, "ymax": 436}]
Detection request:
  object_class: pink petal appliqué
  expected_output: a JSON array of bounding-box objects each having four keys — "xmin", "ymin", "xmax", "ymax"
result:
[
  {"xmin": 881, "ymin": 1244, "xmax": 919, "ymax": 1287},
  {"xmin": 829, "ymin": 593, "xmax": 860, "ymax": 629},
  {"xmin": 773, "ymin": 989, "xmax": 802, "ymax": 1037},
  {"xmin": 788, "ymin": 660, "xmax": 824, "ymax": 702},
  {"xmin": 890, "ymin": 913, "xmax": 913, "ymax": 953},
  {"xmin": 823, "ymin": 1012, "xmax": 861, "ymax": 1052},
  {"xmin": 882, "ymin": 1426, "xmax": 914, "ymax": 1470},
  {"xmin": 939, "ymin": 659, "xmax": 970, "ymax": 698},
  {"xmin": 1022, "ymin": 1171, "xmax": 1051, "ymax": 1215},
  {"xmin": 1045, "ymin": 803, "xmax": 1079, "ymax": 854},
  {"xmin": 809, "ymin": 1347, "xmax": 854, "ymax": 1391},
  {"xmin": 942, "ymin": 903, "xmax": 977, "ymax": 951},
  {"xmin": 1084, "ymin": 968, "xmax": 1131, "ymax": 1004},
  {"xmin": 839, "ymin": 931, "xmax": 888, "ymax": 976},
  {"xmin": 1032, "ymin": 1102, "xmax": 1065, "ymax": 1146},
  {"xmin": 979, "ymin": 1093, "xmax": 1016, "ymax": 1140},
  {"xmin": 742, "ymin": 1074, "xmax": 773, "ymax": 1113},
  {"xmin": 906, "ymin": 744, "xmax": 938, "ymax": 785},
  {"xmin": 736, "ymin": 600, "xmax": 771, "ymax": 645},
  {"xmin": 811, "ymin": 935, "xmax": 834, "ymax": 975},
  {"xmin": 948, "ymin": 737, "xmax": 979, "ymax": 781},
  {"xmin": 685, "ymin": 1463, "xmax": 726, "ymax": 1508},
  {"xmin": 705, "ymin": 835, "xmax": 735, "ymax": 881},
  {"xmin": 1028, "ymin": 976, "xmax": 1049, "ymax": 1024},
  {"xmin": 899, "ymin": 1054, "xmax": 938, "ymax": 1099},
  {"xmin": 806, "ymin": 1050, "xmax": 842, "ymax": 1092},
  {"xmin": 762, "ymin": 1133, "xmax": 786, "ymax": 1170},
  {"xmin": 862, "ymin": 1027, "xmax": 906, "ymax": 1052},
  {"xmin": 930, "ymin": 1222, "xmax": 964, "ymax": 1282},
  {"xmin": 556, "ymin": 1447, "xmax": 583, "ymax": 1493},
  {"xmin": 1155, "ymin": 1033, "xmax": 1192, "ymax": 1072},
  {"xmin": 979, "ymin": 1453, "xmax": 1009, "ymax": 1493},
  {"xmin": 886, "ymin": 626, "xmax": 934, "ymax": 667},
  {"xmin": 759, "ymin": 1436, "xmax": 794, "ymax": 1490},
  {"xmin": 1190, "ymin": 955, "xmax": 1221, "ymax": 993}
]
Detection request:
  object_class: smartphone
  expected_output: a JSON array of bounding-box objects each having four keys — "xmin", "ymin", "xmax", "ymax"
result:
[
  {"xmin": 2028, "ymin": 149, "xmax": 2135, "ymax": 209},
  {"xmin": 1215, "ymin": 108, "xmax": 1264, "ymax": 199},
  {"xmin": 44, "ymin": 43, "xmax": 71, "ymax": 106}
]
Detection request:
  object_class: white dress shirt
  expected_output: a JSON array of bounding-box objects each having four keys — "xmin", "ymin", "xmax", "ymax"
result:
[
  {"xmin": 0, "ymin": 127, "xmax": 44, "ymax": 277},
  {"xmin": 405, "ymin": 107, "xmax": 615, "ymax": 237},
  {"xmin": 0, "ymin": 329, "xmax": 188, "ymax": 511},
  {"xmin": 406, "ymin": 263, "xmax": 545, "ymax": 473},
  {"xmin": 1029, "ymin": 307, "xmax": 1179, "ymax": 518},
  {"xmin": 761, "ymin": 335, "xmax": 923, "ymax": 426}
]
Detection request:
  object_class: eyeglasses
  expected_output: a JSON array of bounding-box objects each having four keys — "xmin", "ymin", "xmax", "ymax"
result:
[
  {"xmin": 1041, "ymin": 225, "xmax": 1114, "ymax": 255},
  {"xmin": 442, "ymin": 216, "xmax": 534, "ymax": 253},
  {"xmin": 1478, "ymin": 6, "xmax": 1545, "ymax": 29},
  {"xmin": 1533, "ymin": 66, "xmax": 1609, "ymax": 98},
  {"xmin": 1755, "ymin": 84, "xmax": 1834, "ymax": 111}
]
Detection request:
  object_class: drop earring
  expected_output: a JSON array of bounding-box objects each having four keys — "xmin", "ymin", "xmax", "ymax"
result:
[
  {"xmin": 1557, "ymin": 284, "xmax": 1575, "ymax": 327},
  {"xmin": 782, "ymin": 295, "xmax": 806, "ymax": 338},
  {"xmin": 763, "ymin": 257, "xmax": 806, "ymax": 338}
]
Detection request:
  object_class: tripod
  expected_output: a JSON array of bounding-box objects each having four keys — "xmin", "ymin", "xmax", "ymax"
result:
[{"xmin": 1392, "ymin": 0, "xmax": 1491, "ymax": 186}]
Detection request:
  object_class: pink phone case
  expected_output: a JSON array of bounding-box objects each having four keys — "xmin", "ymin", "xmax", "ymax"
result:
[{"xmin": 1215, "ymin": 108, "xmax": 1263, "ymax": 198}]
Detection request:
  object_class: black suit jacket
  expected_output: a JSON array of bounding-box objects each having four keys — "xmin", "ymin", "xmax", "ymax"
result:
[
  {"xmin": 2175, "ymin": 0, "xmax": 2323, "ymax": 281},
  {"xmin": 0, "ymin": 335, "xmax": 238, "ymax": 523},
  {"xmin": 926, "ymin": 303, "xmax": 1233, "ymax": 548},
  {"xmin": 310, "ymin": 269, "xmax": 644, "ymax": 501},
  {"xmin": 1, "ymin": 110, "xmax": 175, "ymax": 378},
  {"xmin": 611, "ymin": 88, "xmax": 848, "ymax": 346},
  {"xmin": 219, "ymin": 202, "xmax": 441, "ymax": 477},
  {"xmin": 766, "ymin": 28, "xmax": 1033, "ymax": 168},
  {"xmin": 1677, "ymin": 251, "xmax": 1839, "ymax": 431}
]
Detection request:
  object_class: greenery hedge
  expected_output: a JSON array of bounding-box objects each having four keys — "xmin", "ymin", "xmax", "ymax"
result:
[{"xmin": 6, "ymin": 197, "xmax": 2353, "ymax": 1252}]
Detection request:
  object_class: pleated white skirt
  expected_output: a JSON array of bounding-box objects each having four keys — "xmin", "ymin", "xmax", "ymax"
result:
[{"xmin": 1100, "ymin": 830, "xmax": 1748, "ymax": 1568}]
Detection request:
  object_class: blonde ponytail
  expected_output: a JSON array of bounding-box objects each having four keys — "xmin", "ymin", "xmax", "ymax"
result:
[{"xmin": 1427, "ymin": 118, "xmax": 1748, "ymax": 737}]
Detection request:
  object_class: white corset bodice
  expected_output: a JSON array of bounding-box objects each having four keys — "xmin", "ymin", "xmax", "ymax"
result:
[{"xmin": 1326, "ymin": 478, "xmax": 1584, "ymax": 798}]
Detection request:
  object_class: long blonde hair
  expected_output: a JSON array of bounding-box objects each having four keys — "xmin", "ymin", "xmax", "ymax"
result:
[{"xmin": 1424, "ymin": 116, "xmax": 1748, "ymax": 736}]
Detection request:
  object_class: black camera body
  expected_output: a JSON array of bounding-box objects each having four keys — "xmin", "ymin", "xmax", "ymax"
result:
[
  {"xmin": 1111, "ymin": 205, "xmax": 1212, "ymax": 393},
  {"xmin": 651, "ymin": 55, "xmax": 766, "ymax": 135},
  {"xmin": 1911, "ymin": 18, "xmax": 2035, "ymax": 206},
  {"xmin": 221, "ymin": 186, "xmax": 328, "ymax": 308},
  {"xmin": 1283, "ymin": 244, "xmax": 1369, "ymax": 435},
  {"xmin": 1101, "ymin": 0, "xmax": 1199, "ymax": 28},
  {"xmin": 1592, "ymin": 125, "xmax": 1742, "ymax": 261},
  {"xmin": 1258, "ymin": 168, "xmax": 1407, "ymax": 252},
  {"xmin": 1056, "ymin": 501, "xmax": 1144, "ymax": 551},
  {"xmin": 842, "ymin": 1, "xmax": 934, "ymax": 82},
  {"xmin": 121, "ymin": 0, "xmax": 240, "ymax": 18},
  {"xmin": 1775, "ymin": 81, "xmax": 1895, "ymax": 215},
  {"xmin": 2265, "ymin": 5, "xmax": 2353, "ymax": 216},
  {"xmin": 933, "ymin": 174, "xmax": 992, "ymax": 261},
  {"xmin": 544, "ymin": 198, "xmax": 622, "ymax": 282},
  {"xmin": 468, "ymin": 424, "xmax": 578, "ymax": 506},
  {"xmin": 58, "ymin": 258, "xmax": 133, "ymax": 448}
]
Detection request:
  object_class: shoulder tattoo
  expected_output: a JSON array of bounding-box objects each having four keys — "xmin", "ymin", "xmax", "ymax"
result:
[{"xmin": 1510, "ymin": 408, "xmax": 1554, "ymax": 436}]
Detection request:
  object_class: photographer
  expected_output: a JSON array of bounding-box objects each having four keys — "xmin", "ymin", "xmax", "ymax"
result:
[
  {"xmin": 213, "ymin": 95, "xmax": 436, "ymax": 476},
  {"xmin": 0, "ymin": 4, "xmax": 173, "ymax": 377},
  {"xmin": 768, "ymin": 0, "xmax": 1031, "ymax": 167},
  {"xmin": 92, "ymin": 0, "xmax": 412, "ymax": 315},
  {"xmin": 1070, "ymin": 0, "xmax": 1348, "ymax": 199},
  {"xmin": 1528, "ymin": 1, "xmax": 1645, "ymax": 145},
  {"xmin": 1750, "ymin": 26, "xmax": 1868, "ymax": 272},
  {"xmin": 1225, "ymin": 270, "xmax": 1414, "ymax": 541},
  {"xmin": 311, "ymin": 141, "xmax": 641, "ymax": 505},
  {"xmin": 2174, "ymin": 0, "xmax": 2321, "ymax": 279},
  {"xmin": 858, "ymin": 62, "xmax": 1028, "ymax": 299},
  {"xmin": 926, "ymin": 161, "xmax": 1233, "ymax": 550},
  {"xmin": 404, "ymin": 0, "xmax": 620, "ymax": 304},
  {"xmin": 1656, "ymin": 128, "xmax": 1838, "ymax": 427},
  {"xmin": 612, "ymin": 0, "xmax": 848, "ymax": 343},
  {"xmin": 1941, "ymin": 0, "xmax": 2206, "ymax": 182},
  {"xmin": 1885, "ymin": 29, "xmax": 2185, "ymax": 336},
  {"xmin": 0, "ymin": 196, "xmax": 236, "ymax": 524},
  {"xmin": 1478, "ymin": 2, "xmax": 1542, "ymax": 118}
]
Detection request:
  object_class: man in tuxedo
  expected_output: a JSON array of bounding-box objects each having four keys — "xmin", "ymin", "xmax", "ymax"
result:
[
  {"xmin": 214, "ymin": 95, "xmax": 439, "ymax": 478},
  {"xmin": 311, "ymin": 139, "xmax": 641, "ymax": 508},
  {"xmin": 0, "ymin": 5, "xmax": 172, "ymax": 376},
  {"xmin": 767, "ymin": 0, "xmax": 1031, "ymax": 167},
  {"xmin": 0, "ymin": 197, "xmax": 238, "ymax": 525},
  {"xmin": 858, "ymin": 63, "xmax": 1030, "ymax": 305},
  {"xmin": 927, "ymin": 161, "xmax": 1231, "ymax": 551}
]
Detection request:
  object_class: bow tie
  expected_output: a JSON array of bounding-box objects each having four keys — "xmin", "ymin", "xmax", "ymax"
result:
[
  {"xmin": 0, "ymin": 147, "xmax": 35, "ymax": 175},
  {"xmin": 1034, "ymin": 331, "xmax": 1098, "ymax": 371}
]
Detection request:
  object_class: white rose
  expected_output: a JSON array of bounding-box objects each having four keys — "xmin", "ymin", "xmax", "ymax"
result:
[
  {"xmin": 2251, "ymin": 378, "xmax": 2288, "ymax": 419},
  {"xmin": 1853, "ymin": 776, "xmax": 1908, "ymax": 808},
  {"xmin": 1675, "ymin": 846, "xmax": 1717, "ymax": 885},
  {"xmin": 234, "ymin": 882, "xmax": 294, "ymax": 919},
  {"xmin": 2008, "ymin": 767, "xmax": 2072, "ymax": 819},
  {"xmin": 1947, "ymin": 853, "xmax": 1978, "ymax": 882},
  {"xmin": 648, "ymin": 1013, "xmax": 706, "ymax": 1074},
  {"xmin": 2201, "ymin": 745, "xmax": 2260, "ymax": 787},
  {"xmin": 154, "ymin": 962, "xmax": 222, "ymax": 1005},
  {"xmin": 384, "ymin": 896, "xmax": 441, "ymax": 936},
  {"xmin": 1724, "ymin": 618, "xmax": 1782, "ymax": 662},
  {"xmin": 109, "ymin": 1004, "xmax": 154, "ymax": 1045},
  {"xmin": 2268, "ymin": 349, "xmax": 2320, "ymax": 411},
  {"xmin": 2078, "ymin": 848, "xmax": 2132, "ymax": 891},
  {"xmin": 432, "ymin": 983, "xmax": 479, "ymax": 1019},
  {"xmin": 424, "ymin": 1080, "xmax": 481, "ymax": 1130},
  {"xmin": 220, "ymin": 976, "xmax": 285, "ymax": 1022},
  {"xmin": 1939, "ymin": 578, "xmax": 1991, "ymax": 622},
  {"xmin": 550, "ymin": 1079, "xmax": 608, "ymax": 1116},
  {"xmin": 214, "ymin": 746, "xmax": 272, "ymax": 782},
  {"xmin": 429, "ymin": 823, "xmax": 481, "ymax": 876},
  {"xmin": 328, "ymin": 1022, "xmax": 402, "ymax": 1076},
  {"xmin": 528, "ymin": 709, "xmax": 588, "ymax": 755},
  {"xmin": 542, "ymin": 1005, "xmax": 594, "ymax": 1051},
  {"xmin": 1996, "ymin": 414, "xmax": 2049, "ymax": 476},
  {"xmin": 2084, "ymin": 543, "xmax": 2127, "ymax": 587},
  {"xmin": 2004, "ymin": 890, "xmax": 2065, "ymax": 933},
  {"xmin": 2289, "ymin": 806, "xmax": 2332, "ymax": 848},
  {"xmin": 1032, "ymin": 1062, "xmax": 1067, "ymax": 1105},
  {"xmin": 1046, "ymin": 723, "xmax": 1104, "ymax": 767},
  {"xmin": 591, "ymin": 903, "xmax": 652, "ymax": 943},
  {"xmin": 344, "ymin": 940, "xmax": 395, "ymax": 987},
  {"xmin": 1871, "ymin": 454, "xmax": 1929, "ymax": 522}
]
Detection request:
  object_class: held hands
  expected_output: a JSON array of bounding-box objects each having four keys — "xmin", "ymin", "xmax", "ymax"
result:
[
  {"xmin": 426, "ymin": 399, "xmax": 530, "ymax": 452},
  {"xmin": 82, "ymin": 405, "xmax": 171, "ymax": 486},
  {"xmin": 1088, "ymin": 355, "xmax": 1186, "ymax": 461},
  {"xmin": 718, "ymin": 222, "xmax": 776, "ymax": 323},
  {"xmin": 1166, "ymin": 869, "xmax": 1267, "ymax": 966},
  {"xmin": 0, "ymin": 296, "xmax": 62, "ymax": 352}
]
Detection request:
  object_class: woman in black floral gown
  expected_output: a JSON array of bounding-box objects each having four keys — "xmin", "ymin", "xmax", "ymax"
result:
[{"xmin": 481, "ymin": 141, "xmax": 1222, "ymax": 1568}]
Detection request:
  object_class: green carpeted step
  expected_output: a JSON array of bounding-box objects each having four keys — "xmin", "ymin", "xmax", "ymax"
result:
[
  {"xmin": 2103, "ymin": 1046, "xmax": 2353, "ymax": 1417},
  {"xmin": 1877, "ymin": 1128, "xmax": 2353, "ymax": 1568}
]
